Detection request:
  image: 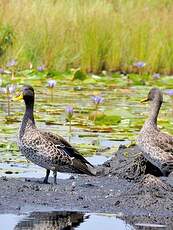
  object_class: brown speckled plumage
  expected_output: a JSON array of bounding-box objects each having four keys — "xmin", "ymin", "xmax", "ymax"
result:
[
  {"xmin": 18, "ymin": 85, "xmax": 96, "ymax": 184},
  {"xmin": 137, "ymin": 88, "xmax": 173, "ymax": 176}
]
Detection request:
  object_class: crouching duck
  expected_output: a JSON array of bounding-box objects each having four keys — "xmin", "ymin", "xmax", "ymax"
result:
[{"xmin": 137, "ymin": 88, "xmax": 173, "ymax": 176}]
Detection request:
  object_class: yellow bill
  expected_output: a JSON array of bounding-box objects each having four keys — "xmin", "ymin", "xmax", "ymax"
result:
[
  {"xmin": 140, "ymin": 98, "xmax": 149, "ymax": 103},
  {"xmin": 12, "ymin": 93, "xmax": 23, "ymax": 101}
]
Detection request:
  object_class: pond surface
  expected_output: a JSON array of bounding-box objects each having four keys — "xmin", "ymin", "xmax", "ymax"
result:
[
  {"xmin": 0, "ymin": 211, "xmax": 168, "ymax": 230},
  {"xmin": 0, "ymin": 72, "xmax": 173, "ymax": 178}
]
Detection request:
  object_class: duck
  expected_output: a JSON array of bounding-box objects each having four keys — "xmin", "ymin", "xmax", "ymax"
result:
[
  {"xmin": 136, "ymin": 88, "xmax": 173, "ymax": 176},
  {"xmin": 13, "ymin": 85, "xmax": 96, "ymax": 184}
]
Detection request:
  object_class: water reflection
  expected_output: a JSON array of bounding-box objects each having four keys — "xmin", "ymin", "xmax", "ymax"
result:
[
  {"xmin": 14, "ymin": 211, "xmax": 85, "ymax": 230},
  {"xmin": 14, "ymin": 211, "xmax": 137, "ymax": 230},
  {"xmin": 0, "ymin": 211, "xmax": 171, "ymax": 230},
  {"xmin": 13, "ymin": 211, "xmax": 135, "ymax": 230}
]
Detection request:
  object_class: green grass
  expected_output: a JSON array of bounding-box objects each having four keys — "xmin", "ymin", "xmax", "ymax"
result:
[{"xmin": 0, "ymin": 0, "xmax": 173, "ymax": 74}]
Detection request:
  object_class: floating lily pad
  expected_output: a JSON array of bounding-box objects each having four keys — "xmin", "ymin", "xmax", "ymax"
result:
[
  {"xmin": 5, "ymin": 115, "xmax": 20, "ymax": 124},
  {"xmin": 95, "ymin": 114, "xmax": 121, "ymax": 126}
]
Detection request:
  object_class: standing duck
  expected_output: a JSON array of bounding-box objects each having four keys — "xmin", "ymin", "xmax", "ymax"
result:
[
  {"xmin": 137, "ymin": 88, "xmax": 173, "ymax": 176},
  {"xmin": 14, "ymin": 85, "xmax": 96, "ymax": 184}
]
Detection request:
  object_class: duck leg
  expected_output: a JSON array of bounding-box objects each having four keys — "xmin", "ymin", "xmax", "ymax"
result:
[
  {"xmin": 53, "ymin": 171, "xmax": 57, "ymax": 184},
  {"xmin": 43, "ymin": 169, "xmax": 50, "ymax": 184}
]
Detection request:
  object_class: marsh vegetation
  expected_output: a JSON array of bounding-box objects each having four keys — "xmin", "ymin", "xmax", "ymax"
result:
[{"xmin": 1, "ymin": 0, "xmax": 173, "ymax": 73}]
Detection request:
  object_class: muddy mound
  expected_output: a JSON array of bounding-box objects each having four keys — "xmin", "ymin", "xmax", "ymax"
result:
[
  {"xmin": 0, "ymin": 144, "xmax": 173, "ymax": 222},
  {"xmin": 97, "ymin": 145, "xmax": 164, "ymax": 180},
  {"xmin": 96, "ymin": 145, "xmax": 173, "ymax": 219}
]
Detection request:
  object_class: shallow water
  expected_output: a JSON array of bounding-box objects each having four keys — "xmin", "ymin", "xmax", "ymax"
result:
[
  {"xmin": 0, "ymin": 212, "xmax": 130, "ymax": 230},
  {"xmin": 0, "ymin": 210, "xmax": 169, "ymax": 230},
  {"xmin": 0, "ymin": 155, "xmax": 109, "ymax": 179}
]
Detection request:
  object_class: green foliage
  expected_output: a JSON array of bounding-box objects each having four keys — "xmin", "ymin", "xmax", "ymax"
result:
[
  {"xmin": 95, "ymin": 114, "xmax": 121, "ymax": 126},
  {"xmin": 73, "ymin": 69, "xmax": 87, "ymax": 81},
  {"xmin": 0, "ymin": 0, "xmax": 173, "ymax": 73},
  {"xmin": 0, "ymin": 24, "xmax": 14, "ymax": 57}
]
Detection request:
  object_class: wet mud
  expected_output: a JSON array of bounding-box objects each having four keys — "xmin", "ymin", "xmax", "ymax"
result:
[{"xmin": 0, "ymin": 145, "xmax": 173, "ymax": 226}]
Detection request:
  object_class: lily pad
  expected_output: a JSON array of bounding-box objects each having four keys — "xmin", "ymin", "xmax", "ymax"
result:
[{"xmin": 95, "ymin": 114, "xmax": 121, "ymax": 126}]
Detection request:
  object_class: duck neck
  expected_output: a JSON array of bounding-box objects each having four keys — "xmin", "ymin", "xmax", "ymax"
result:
[
  {"xmin": 20, "ymin": 99, "xmax": 35, "ymax": 138},
  {"xmin": 146, "ymin": 99, "xmax": 162, "ymax": 127}
]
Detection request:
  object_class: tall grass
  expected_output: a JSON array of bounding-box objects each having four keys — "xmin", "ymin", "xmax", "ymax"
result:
[{"xmin": 0, "ymin": 0, "xmax": 173, "ymax": 74}]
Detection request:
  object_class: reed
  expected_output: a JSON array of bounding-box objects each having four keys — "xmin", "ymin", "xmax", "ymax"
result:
[{"xmin": 0, "ymin": 0, "xmax": 173, "ymax": 74}]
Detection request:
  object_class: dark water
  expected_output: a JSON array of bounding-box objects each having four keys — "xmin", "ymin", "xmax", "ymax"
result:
[{"xmin": 0, "ymin": 211, "xmax": 168, "ymax": 230}]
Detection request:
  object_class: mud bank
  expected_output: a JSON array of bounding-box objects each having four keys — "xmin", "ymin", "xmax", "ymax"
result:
[{"xmin": 0, "ymin": 145, "xmax": 173, "ymax": 225}]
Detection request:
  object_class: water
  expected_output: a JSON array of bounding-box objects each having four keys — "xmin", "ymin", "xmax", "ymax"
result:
[
  {"xmin": 0, "ymin": 155, "xmax": 109, "ymax": 179},
  {"xmin": 0, "ymin": 211, "xmax": 168, "ymax": 230},
  {"xmin": 0, "ymin": 212, "xmax": 130, "ymax": 230}
]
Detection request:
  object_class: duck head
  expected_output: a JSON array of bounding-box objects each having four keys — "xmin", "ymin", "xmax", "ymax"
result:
[
  {"xmin": 13, "ymin": 85, "xmax": 35, "ymax": 105},
  {"xmin": 141, "ymin": 88, "xmax": 163, "ymax": 104}
]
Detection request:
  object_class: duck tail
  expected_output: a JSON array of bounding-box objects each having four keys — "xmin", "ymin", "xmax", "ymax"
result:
[{"xmin": 72, "ymin": 158, "xmax": 96, "ymax": 176}]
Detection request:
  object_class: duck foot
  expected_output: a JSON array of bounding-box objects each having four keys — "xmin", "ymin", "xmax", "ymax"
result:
[
  {"xmin": 43, "ymin": 169, "xmax": 50, "ymax": 184},
  {"xmin": 53, "ymin": 171, "xmax": 57, "ymax": 185}
]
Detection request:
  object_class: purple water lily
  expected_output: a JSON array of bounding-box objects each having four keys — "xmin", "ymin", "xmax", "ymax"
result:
[
  {"xmin": 0, "ymin": 84, "xmax": 16, "ymax": 94},
  {"xmin": 47, "ymin": 79, "xmax": 56, "ymax": 88},
  {"xmin": 133, "ymin": 61, "xmax": 146, "ymax": 68},
  {"xmin": 6, "ymin": 59, "xmax": 17, "ymax": 67},
  {"xmin": 165, "ymin": 89, "xmax": 173, "ymax": 96},
  {"xmin": 8, "ymin": 85, "xmax": 16, "ymax": 94},
  {"xmin": 37, "ymin": 65, "xmax": 45, "ymax": 72},
  {"xmin": 152, "ymin": 73, "xmax": 160, "ymax": 79},
  {"xmin": 91, "ymin": 95, "xmax": 104, "ymax": 105},
  {"xmin": 66, "ymin": 106, "xmax": 73, "ymax": 119},
  {"xmin": 0, "ymin": 68, "xmax": 4, "ymax": 74}
]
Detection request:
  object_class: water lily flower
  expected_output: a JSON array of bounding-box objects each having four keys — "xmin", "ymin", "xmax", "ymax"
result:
[
  {"xmin": 133, "ymin": 61, "xmax": 146, "ymax": 68},
  {"xmin": 0, "ymin": 84, "xmax": 16, "ymax": 94},
  {"xmin": 47, "ymin": 79, "xmax": 56, "ymax": 102},
  {"xmin": 165, "ymin": 89, "xmax": 173, "ymax": 96},
  {"xmin": 0, "ymin": 84, "xmax": 16, "ymax": 116},
  {"xmin": 47, "ymin": 79, "xmax": 56, "ymax": 88},
  {"xmin": 0, "ymin": 87, "xmax": 6, "ymax": 94},
  {"xmin": 66, "ymin": 106, "xmax": 73, "ymax": 119},
  {"xmin": 65, "ymin": 106, "xmax": 74, "ymax": 134},
  {"xmin": 152, "ymin": 73, "xmax": 160, "ymax": 79},
  {"xmin": 91, "ymin": 95, "xmax": 104, "ymax": 105},
  {"xmin": 6, "ymin": 59, "xmax": 17, "ymax": 67},
  {"xmin": 7, "ymin": 84, "xmax": 16, "ymax": 94},
  {"xmin": 37, "ymin": 65, "xmax": 45, "ymax": 72},
  {"xmin": 91, "ymin": 95, "xmax": 104, "ymax": 121},
  {"xmin": 0, "ymin": 68, "xmax": 4, "ymax": 74}
]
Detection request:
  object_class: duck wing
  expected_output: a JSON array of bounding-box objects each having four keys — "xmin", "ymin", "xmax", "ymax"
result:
[
  {"xmin": 140, "ymin": 131, "xmax": 173, "ymax": 175},
  {"xmin": 40, "ymin": 131, "xmax": 96, "ymax": 175},
  {"xmin": 152, "ymin": 131, "xmax": 173, "ymax": 155},
  {"xmin": 157, "ymin": 131, "xmax": 173, "ymax": 146}
]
